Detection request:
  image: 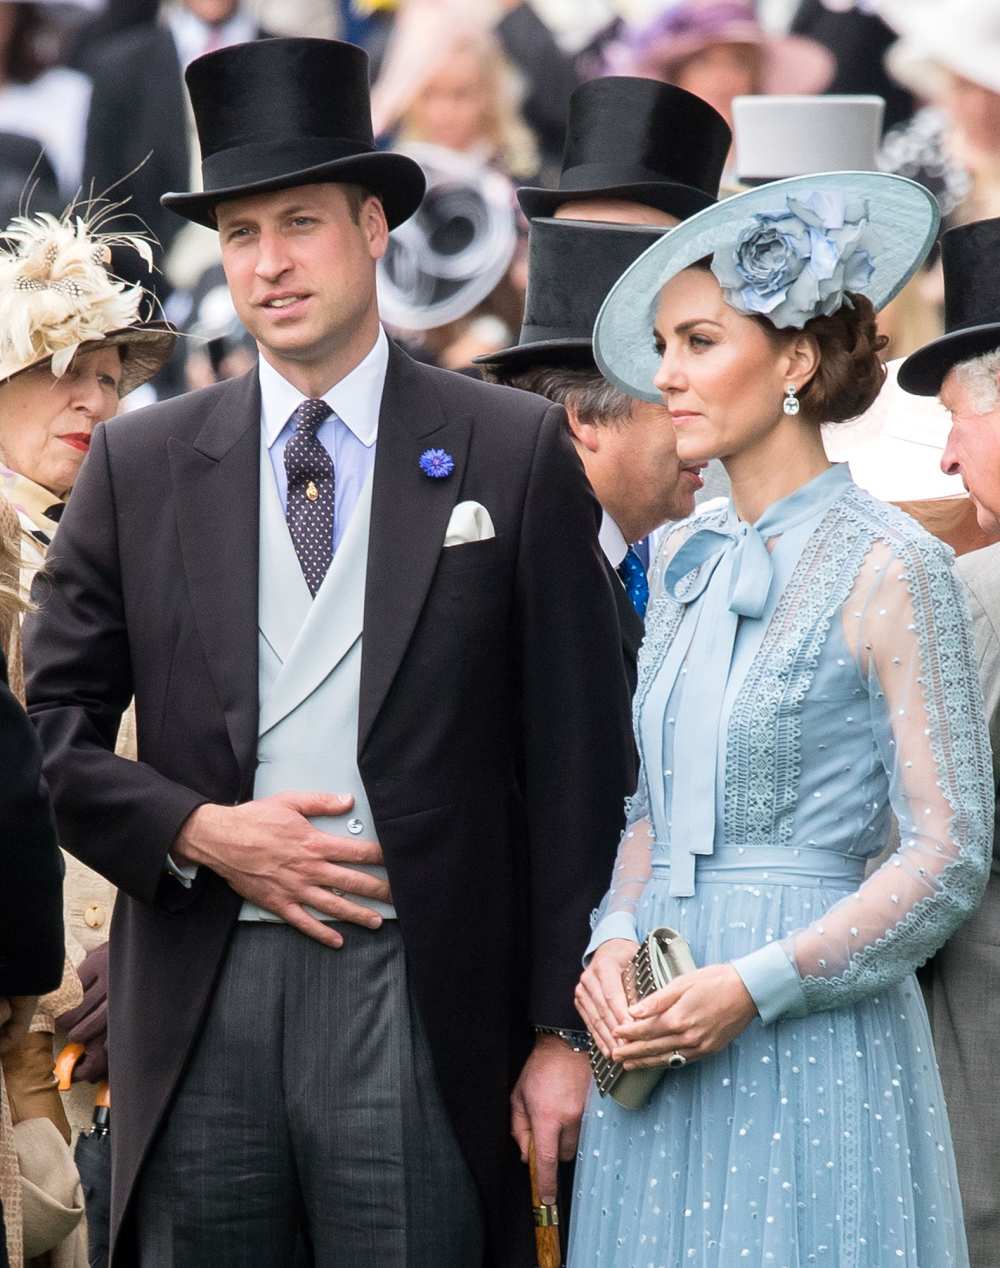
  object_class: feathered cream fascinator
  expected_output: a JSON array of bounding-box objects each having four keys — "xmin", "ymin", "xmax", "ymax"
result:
[{"xmin": 0, "ymin": 203, "xmax": 175, "ymax": 395}]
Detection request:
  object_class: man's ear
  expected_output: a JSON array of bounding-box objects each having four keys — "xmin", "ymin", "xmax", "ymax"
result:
[
  {"xmin": 565, "ymin": 401, "xmax": 601, "ymax": 454},
  {"xmin": 364, "ymin": 195, "xmax": 390, "ymax": 261}
]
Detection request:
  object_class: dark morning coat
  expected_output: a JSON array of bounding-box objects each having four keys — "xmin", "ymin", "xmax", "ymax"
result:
[
  {"xmin": 23, "ymin": 345, "xmax": 634, "ymax": 1266},
  {"xmin": 0, "ymin": 648, "xmax": 63, "ymax": 997}
]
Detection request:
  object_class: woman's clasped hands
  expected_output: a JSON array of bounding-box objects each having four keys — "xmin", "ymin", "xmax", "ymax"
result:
[{"xmin": 576, "ymin": 939, "xmax": 758, "ymax": 1070}]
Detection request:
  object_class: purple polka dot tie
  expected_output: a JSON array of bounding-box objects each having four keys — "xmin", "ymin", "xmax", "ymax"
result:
[{"xmin": 283, "ymin": 398, "xmax": 334, "ymax": 597}]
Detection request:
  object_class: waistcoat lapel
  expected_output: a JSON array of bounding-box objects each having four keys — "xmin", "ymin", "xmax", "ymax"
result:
[
  {"xmin": 258, "ymin": 442, "xmax": 311, "ymax": 666},
  {"xmin": 258, "ymin": 470, "xmax": 374, "ymax": 736}
]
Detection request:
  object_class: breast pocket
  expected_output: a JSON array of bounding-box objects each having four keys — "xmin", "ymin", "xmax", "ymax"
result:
[{"xmin": 434, "ymin": 536, "xmax": 502, "ymax": 578}]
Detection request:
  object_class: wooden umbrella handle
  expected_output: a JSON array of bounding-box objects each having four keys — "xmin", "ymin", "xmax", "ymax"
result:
[
  {"xmin": 528, "ymin": 1139, "xmax": 562, "ymax": 1268},
  {"xmin": 54, "ymin": 1042, "xmax": 85, "ymax": 1092}
]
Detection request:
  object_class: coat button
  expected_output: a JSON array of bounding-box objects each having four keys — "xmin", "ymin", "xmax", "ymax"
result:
[
  {"xmin": 347, "ymin": 817, "xmax": 364, "ymax": 836},
  {"xmin": 84, "ymin": 904, "xmax": 105, "ymax": 930}
]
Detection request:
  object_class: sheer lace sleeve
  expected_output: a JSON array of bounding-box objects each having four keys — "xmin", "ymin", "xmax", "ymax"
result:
[{"xmin": 733, "ymin": 534, "xmax": 994, "ymax": 1023}]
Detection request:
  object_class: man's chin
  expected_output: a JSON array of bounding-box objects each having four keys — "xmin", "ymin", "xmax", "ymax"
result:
[{"xmin": 973, "ymin": 496, "xmax": 1000, "ymax": 539}]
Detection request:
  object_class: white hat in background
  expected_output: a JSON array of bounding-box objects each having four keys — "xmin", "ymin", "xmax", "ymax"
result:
[
  {"xmin": 882, "ymin": 0, "xmax": 1000, "ymax": 101},
  {"xmin": 733, "ymin": 94, "xmax": 885, "ymax": 184},
  {"xmin": 822, "ymin": 359, "xmax": 963, "ymax": 501}
]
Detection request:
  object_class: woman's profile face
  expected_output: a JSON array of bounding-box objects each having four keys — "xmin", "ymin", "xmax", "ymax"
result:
[
  {"xmin": 0, "ymin": 345, "xmax": 122, "ymax": 497},
  {"xmin": 652, "ymin": 266, "xmax": 791, "ymax": 465}
]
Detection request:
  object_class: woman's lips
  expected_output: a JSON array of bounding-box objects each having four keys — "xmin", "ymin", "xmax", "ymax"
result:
[{"xmin": 59, "ymin": 433, "xmax": 91, "ymax": 453}]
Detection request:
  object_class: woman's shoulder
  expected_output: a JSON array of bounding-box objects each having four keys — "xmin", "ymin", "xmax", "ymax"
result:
[{"xmin": 837, "ymin": 480, "xmax": 955, "ymax": 567}]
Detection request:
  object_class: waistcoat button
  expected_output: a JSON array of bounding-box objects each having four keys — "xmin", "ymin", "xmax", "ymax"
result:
[{"xmin": 84, "ymin": 903, "xmax": 105, "ymax": 930}]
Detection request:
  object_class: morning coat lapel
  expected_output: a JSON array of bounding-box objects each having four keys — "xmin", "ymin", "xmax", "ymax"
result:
[
  {"xmin": 359, "ymin": 344, "xmax": 470, "ymax": 754},
  {"xmin": 168, "ymin": 370, "xmax": 260, "ymax": 781}
]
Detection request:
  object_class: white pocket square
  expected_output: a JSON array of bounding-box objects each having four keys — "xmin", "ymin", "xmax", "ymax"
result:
[{"xmin": 444, "ymin": 501, "xmax": 496, "ymax": 547}]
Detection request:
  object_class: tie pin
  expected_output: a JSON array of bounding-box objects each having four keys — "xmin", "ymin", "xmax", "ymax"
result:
[{"xmin": 306, "ymin": 481, "xmax": 319, "ymax": 502}]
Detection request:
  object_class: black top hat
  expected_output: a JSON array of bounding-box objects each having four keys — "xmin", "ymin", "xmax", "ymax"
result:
[
  {"xmin": 898, "ymin": 218, "xmax": 1000, "ymax": 396},
  {"xmin": 161, "ymin": 38, "xmax": 426, "ymax": 230},
  {"xmin": 473, "ymin": 217, "xmax": 666, "ymax": 372},
  {"xmin": 517, "ymin": 78, "xmax": 731, "ymax": 222}
]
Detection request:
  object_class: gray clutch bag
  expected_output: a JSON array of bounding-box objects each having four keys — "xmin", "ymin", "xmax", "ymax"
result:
[{"xmin": 589, "ymin": 926, "xmax": 697, "ymax": 1111}]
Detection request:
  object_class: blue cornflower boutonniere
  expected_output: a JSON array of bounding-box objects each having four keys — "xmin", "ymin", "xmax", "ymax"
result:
[{"xmin": 419, "ymin": 448, "xmax": 455, "ymax": 479}]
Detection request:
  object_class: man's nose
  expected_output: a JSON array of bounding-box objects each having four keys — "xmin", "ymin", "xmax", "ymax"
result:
[
  {"xmin": 940, "ymin": 427, "xmax": 961, "ymax": 476},
  {"xmin": 254, "ymin": 231, "xmax": 292, "ymax": 280}
]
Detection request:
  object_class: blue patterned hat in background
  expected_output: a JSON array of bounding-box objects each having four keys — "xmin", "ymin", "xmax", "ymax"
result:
[{"xmin": 593, "ymin": 171, "xmax": 940, "ymax": 404}]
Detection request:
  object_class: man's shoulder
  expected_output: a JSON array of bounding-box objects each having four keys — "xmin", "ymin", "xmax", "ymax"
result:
[
  {"xmin": 958, "ymin": 542, "xmax": 1000, "ymax": 638},
  {"xmin": 403, "ymin": 358, "xmax": 558, "ymax": 445},
  {"xmin": 101, "ymin": 377, "xmax": 246, "ymax": 457}
]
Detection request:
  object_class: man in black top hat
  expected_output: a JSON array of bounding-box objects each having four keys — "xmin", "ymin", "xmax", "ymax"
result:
[
  {"xmin": 477, "ymin": 218, "xmax": 708, "ymax": 697},
  {"xmin": 518, "ymin": 76, "xmax": 731, "ymax": 227},
  {"xmin": 899, "ymin": 215, "xmax": 1000, "ymax": 1267},
  {"xmin": 24, "ymin": 36, "xmax": 633, "ymax": 1268},
  {"xmin": 478, "ymin": 81, "xmax": 731, "ymax": 692}
]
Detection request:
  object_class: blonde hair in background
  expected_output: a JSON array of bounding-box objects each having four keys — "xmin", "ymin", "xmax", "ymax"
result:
[{"xmin": 398, "ymin": 31, "xmax": 539, "ymax": 180}]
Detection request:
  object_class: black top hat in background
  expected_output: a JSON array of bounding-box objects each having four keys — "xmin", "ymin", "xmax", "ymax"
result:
[
  {"xmin": 898, "ymin": 218, "xmax": 1000, "ymax": 396},
  {"xmin": 517, "ymin": 78, "xmax": 731, "ymax": 222},
  {"xmin": 473, "ymin": 217, "xmax": 666, "ymax": 373},
  {"xmin": 162, "ymin": 38, "xmax": 426, "ymax": 230}
]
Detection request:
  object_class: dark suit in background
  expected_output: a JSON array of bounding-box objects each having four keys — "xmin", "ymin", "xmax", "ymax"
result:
[
  {"xmin": 81, "ymin": 19, "xmax": 270, "ymax": 298},
  {"xmin": 0, "ymin": 647, "xmax": 62, "ymax": 998}
]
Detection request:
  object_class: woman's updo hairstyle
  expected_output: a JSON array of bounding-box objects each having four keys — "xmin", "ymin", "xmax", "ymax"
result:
[{"xmin": 790, "ymin": 292, "xmax": 888, "ymax": 425}]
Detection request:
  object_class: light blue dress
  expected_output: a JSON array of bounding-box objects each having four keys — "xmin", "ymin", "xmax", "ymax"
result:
[{"xmin": 568, "ymin": 465, "xmax": 994, "ymax": 1268}]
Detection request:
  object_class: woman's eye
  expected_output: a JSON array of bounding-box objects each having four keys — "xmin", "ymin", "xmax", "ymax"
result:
[
  {"xmin": 99, "ymin": 375, "xmax": 119, "ymax": 390},
  {"xmin": 653, "ymin": 338, "xmax": 665, "ymax": 355},
  {"xmin": 689, "ymin": 334, "xmax": 714, "ymax": 350}
]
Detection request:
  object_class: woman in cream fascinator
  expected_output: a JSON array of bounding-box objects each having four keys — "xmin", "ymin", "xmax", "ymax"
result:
[{"xmin": 0, "ymin": 200, "xmax": 174, "ymax": 1268}]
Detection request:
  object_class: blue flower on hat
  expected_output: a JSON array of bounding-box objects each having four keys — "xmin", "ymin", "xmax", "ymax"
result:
[
  {"xmin": 711, "ymin": 190, "xmax": 880, "ymax": 329},
  {"xmin": 419, "ymin": 447, "xmax": 455, "ymax": 479}
]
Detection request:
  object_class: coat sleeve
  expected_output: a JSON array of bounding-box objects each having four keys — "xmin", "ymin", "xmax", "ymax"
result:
[
  {"xmin": 515, "ymin": 404, "xmax": 634, "ymax": 1029},
  {"xmin": 23, "ymin": 424, "xmax": 207, "ymax": 907},
  {"xmin": 0, "ymin": 647, "xmax": 64, "ymax": 997}
]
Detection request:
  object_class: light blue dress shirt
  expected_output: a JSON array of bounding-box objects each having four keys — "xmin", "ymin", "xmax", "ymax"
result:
[{"xmin": 258, "ymin": 326, "xmax": 387, "ymax": 554}]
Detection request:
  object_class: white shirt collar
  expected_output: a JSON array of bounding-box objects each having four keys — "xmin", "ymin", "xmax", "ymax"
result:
[
  {"xmin": 259, "ymin": 327, "xmax": 389, "ymax": 449},
  {"xmin": 598, "ymin": 511, "xmax": 629, "ymax": 569},
  {"xmin": 166, "ymin": 4, "xmax": 257, "ymax": 70}
]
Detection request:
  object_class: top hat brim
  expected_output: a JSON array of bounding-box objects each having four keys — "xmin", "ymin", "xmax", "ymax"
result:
[
  {"xmin": 161, "ymin": 151, "xmax": 427, "ymax": 231},
  {"xmin": 474, "ymin": 336, "xmax": 599, "ymax": 374},
  {"xmin": 517, "ymin": 180, "xmax": 716, "ymax": 223},
  {"xmin": 897, "ymin": 322, "xmax": 1000, "ymax": 397},
  {"xmin": 2, "ymin": 323, "xmax": 177, "ymax": 397}
]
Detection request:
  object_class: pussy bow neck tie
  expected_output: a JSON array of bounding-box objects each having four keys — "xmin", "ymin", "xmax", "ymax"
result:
[
  {"xmin": 658, "ymin": 518, "xmax": 775, "ymax": 896},
  {"xmin": 650, "ymin": 465, "xmax": 850, "ymax": 896}
]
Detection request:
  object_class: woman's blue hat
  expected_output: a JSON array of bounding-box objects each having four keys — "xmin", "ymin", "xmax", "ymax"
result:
[{"xmin": 593, "ymin": 171, "xmax": 940, "ymax": 403}]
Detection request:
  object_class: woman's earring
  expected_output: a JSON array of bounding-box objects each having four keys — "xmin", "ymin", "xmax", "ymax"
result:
[{"xmin": 783, "ymin": 384, "xmax": 800, "ymax": 416}]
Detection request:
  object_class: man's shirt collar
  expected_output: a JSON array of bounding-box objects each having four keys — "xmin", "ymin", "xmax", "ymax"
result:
[{"xmin": 259, "ymin": 326, "xmax": 389, "ymax": 449}]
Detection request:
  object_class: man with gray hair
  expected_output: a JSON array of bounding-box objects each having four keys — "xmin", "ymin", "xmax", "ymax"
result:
[
  {"xmin": 899, "ymin": 215, "xmax": 1000, "ymax": 1268},
  {"xmin": 476, "ymin": 217, "xmax": 708, "ymax": 695}
]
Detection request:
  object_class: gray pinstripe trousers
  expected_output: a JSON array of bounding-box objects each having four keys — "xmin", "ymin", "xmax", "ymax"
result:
[{"xmin": 135, "ymin": 923, "xmax": 483, "ymax": 1267}]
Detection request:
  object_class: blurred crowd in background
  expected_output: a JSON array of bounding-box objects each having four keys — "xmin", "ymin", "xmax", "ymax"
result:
[{"xmin": 0, "ymin": 0, "xmax": 988, "ymax": 398}]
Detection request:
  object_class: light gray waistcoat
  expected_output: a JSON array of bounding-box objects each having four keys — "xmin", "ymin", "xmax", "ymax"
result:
[{"xmin": 239, "ymin": 449, "xmax": 395, "ymax": 921}]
